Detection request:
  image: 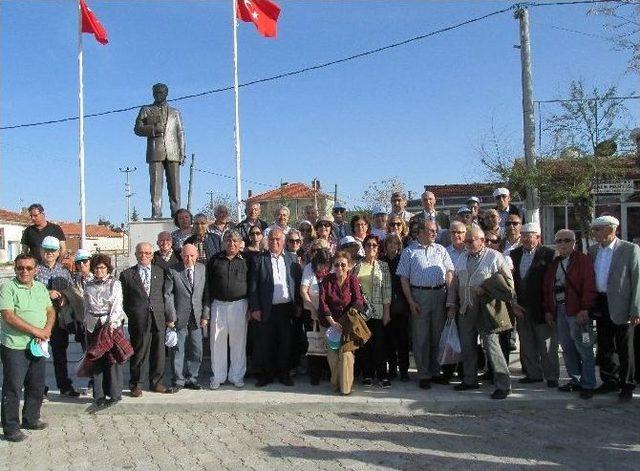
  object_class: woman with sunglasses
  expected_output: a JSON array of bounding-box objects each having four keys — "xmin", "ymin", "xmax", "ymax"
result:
[
  {"xmin": 387, "ymin": 216, "xmax": 410, "ymax": 247},
  {"xmin": 285, "ymin": 229, "xmax": 304, "ymax": 265},
  {"xmin": 314, "ymin": 217, "xmax": 337, "ymax": 255},
  {"xmin": 318, "ymin": 251, "xmax": 365, "ymax": 395},
  {"xmin": 353, "ymin": 235, "xmax": 392, "ymax": 388}
]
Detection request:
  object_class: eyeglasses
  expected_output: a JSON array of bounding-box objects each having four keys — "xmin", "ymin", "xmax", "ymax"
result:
[
  {"xmin": 334, "ymin": 262, "xmax": 347, "ymax": 268},
  {"xmin": 364, "ymin": 243, "xmax": 378, "ymax": 248},
  {"xmin": 287, "ymin": 239, "xmax": 302, "ymax": 244},
  {"xmin": 77, "ymin": 259, "xmax": 90, "ymax": 264},
  {"xmin": 555, "ymin": 238, "xmax": 574, "ymax": 244},
  {"xmin": 16, "ymin": 266, "xmax": 35, "ymax": 272},
  {"xmin": 389, "ymin": 222, "xmax": 402, "ymax": 227},
  {"xmin": 495, "ymin": 195, "xmax": 508, "ymax": 199},
  {"xmin": 505, "ymin": 221, "xmax": 520, "ymax": 226},
  {"xmin": 486, "ymin": 239, "xmax": 499, "ymax": 244},
  {"xmin": 450, "ymin": 230, "xmax": 466, "ymax": 235},
  {"xmin": 249, "ymin": 232, "xmax": 262, "ymax": 236}
]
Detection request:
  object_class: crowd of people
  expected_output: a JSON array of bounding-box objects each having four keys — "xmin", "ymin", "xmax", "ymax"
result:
[{"xmin": 1, "ymin": 190, "xmax": 639, "ymax": 442}]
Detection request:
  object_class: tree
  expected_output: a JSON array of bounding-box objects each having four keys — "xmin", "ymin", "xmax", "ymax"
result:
[
  {"xmin": 199, "ymin": 191, "xmax": 236, "ymax": 222},
  {"xmin": 97, "ymin": 217, "xmax": 111, "ymax": 227},
  {"xmin": 130, "ymin": 207, "xmax": 139, "ymax": 222},
  {"xmin": 544, "ymin": 80, "xmax": 631, "ymax": 156},
  {"xmin": 360, "ymin": 177, "xmax": 406, "ymax": 212},
  {"xmin": 589, "ymin": 1, "xmax": 640, "ymax": 75}
]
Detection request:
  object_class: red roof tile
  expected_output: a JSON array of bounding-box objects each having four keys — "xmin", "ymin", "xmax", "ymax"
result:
[
  {"xmin": 0, "ymin": 209, "xmax": 30, "ymax": 225},
  {"xmin": 247, "ymin": 182, "xmax": 330, "ymax": 203},
  {"xmin": 58, "ymin": 223, "xmax": 123, "ymax": 238}
]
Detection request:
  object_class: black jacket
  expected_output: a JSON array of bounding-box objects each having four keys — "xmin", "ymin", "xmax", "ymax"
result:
[
  {"xmin": 511, "ymin": 245, "xmax": 555, "ymax": 324},
  {"xmin": 119, "ymin": 264, "xmax": 166, "ymax": 333}
]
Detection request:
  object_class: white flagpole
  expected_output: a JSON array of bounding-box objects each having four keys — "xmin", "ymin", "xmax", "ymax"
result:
[
  {"xmin": 232, "ymin": 0, "xmax": 243, "ymax": 222},
  {"xmin": 78, "ymin": 2, "xmax": 87, "ymax": 248}
]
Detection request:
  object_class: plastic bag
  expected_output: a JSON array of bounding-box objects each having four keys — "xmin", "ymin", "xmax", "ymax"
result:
[{"xmin": 438, "ymin": 317, "xmax": 462, "ymax": 365}]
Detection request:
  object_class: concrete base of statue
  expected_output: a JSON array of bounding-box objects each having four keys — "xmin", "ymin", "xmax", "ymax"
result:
[{"xmin": 127, "ymin": 218, "xmax": 174, "ymax": 266}]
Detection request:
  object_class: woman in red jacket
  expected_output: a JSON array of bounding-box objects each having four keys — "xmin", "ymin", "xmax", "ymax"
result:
[{"xmin": 543, "ymin": 229, "xmax": 597, "ymax": 399}]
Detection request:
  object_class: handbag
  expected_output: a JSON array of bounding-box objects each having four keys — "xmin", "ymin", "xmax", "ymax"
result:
[
  {"xmin": 438, "ymin": 317, "xmax": 462, "ymax": 365},
  {"xmin": 306, "ymin": 320, "xmax": 328, "ymax": 357}
]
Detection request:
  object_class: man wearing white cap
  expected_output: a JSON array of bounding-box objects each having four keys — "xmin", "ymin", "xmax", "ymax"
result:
[
  {"xmin": 493, "ymin": 188, "xmax": 520, "ymax": 231},
  {"xmin": 510, "ymin": 223, "xmax": 559, "ymax": 387},
  {"xmin": 466, "ymin": 196, "xmax": 481, "ymax": 227},
  {"xmin": 35, "ymin": 236, "xmax": 79, "ymax": 397},
  {"xmin": 589, "ymin": 215, "xmax": 640, "ymax": 402},
  {"xmin": 370, "ymin": 207, "xmax": 388, "ymax": 241}
]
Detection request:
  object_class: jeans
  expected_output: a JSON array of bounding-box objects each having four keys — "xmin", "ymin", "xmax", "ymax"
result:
[
  {"xmin": 556, "ymin": 304, "xmax": 596, "ymax": 390},
  {"xmin": 1, "ymin": 345, "xmax": 45, "ymax": 435},
  {"xmin": 357, "ymin": 318, "xmax": 387, "ymax": 381}
]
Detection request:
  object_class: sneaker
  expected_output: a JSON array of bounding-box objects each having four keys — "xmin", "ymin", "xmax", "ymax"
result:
[
  {"xmin": 379, "ymin": 379, "xmax": 391, "ymax": 389},
  {"xmin": 362, "ymin": 378, "xmax": 373, "ymax": 387},
  {"xmin": 209, "ymin": 380, "xmax": 221, "ymax": 390},
  {"xmin": 233, "ymin": 381, "xmax": 245, "ymax": 388}
]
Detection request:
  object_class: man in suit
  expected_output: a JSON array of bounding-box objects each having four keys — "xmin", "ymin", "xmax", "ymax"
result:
[
  {"xmin": 589, "ymin": 215, "xmax": 640, "ymax": 402},
  {"xmin": 152, "ymin": 231, "xmax": 180, "ymax": 271},
  {"xmin": 120, "ymin": 242, "xmax": 167, "ymax": 396},
  {"xmin": 134, "ymin": 83, "xmax": 185, "ymax": 218},
  {"xmin": 414, "ymin": 190, "xmax": 449, "ymax": 230},
  {"xmin": 511, "ymin": 223, "xmax": 559, "ymax": 387},
  {"xmin": 248, "ymin": 228, "xmax": 302, "ymax": 387},
  {"xmin": 163, "ymin": 244, "xmax": 209, "ymax": 393}
]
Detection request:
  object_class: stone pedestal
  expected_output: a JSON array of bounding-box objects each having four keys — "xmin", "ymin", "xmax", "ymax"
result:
[{"xmin": 127, "ymin": 218, "xmax": 174, "ymax": 266}]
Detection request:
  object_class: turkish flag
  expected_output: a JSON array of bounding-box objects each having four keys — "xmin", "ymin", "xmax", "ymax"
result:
[
  {"xmin": 80, "ymin": 0, "xmax": 108, "ymax": 45},
  {"xmin": 236, "ymin": 0, "xmax": 280, "ymax": 38}
]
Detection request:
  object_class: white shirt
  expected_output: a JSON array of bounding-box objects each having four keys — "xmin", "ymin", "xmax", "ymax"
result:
[
  {"xmin": 270, "ymin": 252, "xmax": 290, "ymax": 304},
  {"xmin": 594, "ymin": 237, "xmax": 618, "ymax": 293},
  {"xmin": 301, "ymin": 263, "xmax": 320, "ymax": 310}
]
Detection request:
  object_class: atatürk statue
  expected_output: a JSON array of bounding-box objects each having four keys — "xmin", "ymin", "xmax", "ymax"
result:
[{"xmin": 134, "ymin": 83, "xmax": 185, "ymax": 219}]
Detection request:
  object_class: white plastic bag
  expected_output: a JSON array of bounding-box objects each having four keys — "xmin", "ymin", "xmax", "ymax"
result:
[{"xmin": 438, "ymin": 317, "xmax": 462, "ymax": 365}]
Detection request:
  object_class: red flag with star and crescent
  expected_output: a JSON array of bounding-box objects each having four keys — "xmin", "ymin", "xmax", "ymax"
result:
[
  {"xmin": 236, "ymin": 0, "xmax": 281, "ymax": 38},
  {"xmin": 80, "ymin": 0, "xmax": 108, "ymax": 45}
]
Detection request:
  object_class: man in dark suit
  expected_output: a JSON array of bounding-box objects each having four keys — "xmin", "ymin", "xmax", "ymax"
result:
[
  {"xmin": 511, "ymin": 223, "xmax": 559, "ymax": 387},
  {"xmin": 589, "ymin": 215, "xmax": 640, "ymax": 401},
  {"xmin": 163, "ymin": 244, "xmax": 209, "ymax": 393},
  {"xmin": 120, "ymin": 242, "xmax": 167, "ymax": 396},
  {"xmin": 248, "ymin": 228, "xmax": 301, "ymax": 387},
  {"xmin": 152, "ymin": 231, "xmax": 180, "ymax": 271}
]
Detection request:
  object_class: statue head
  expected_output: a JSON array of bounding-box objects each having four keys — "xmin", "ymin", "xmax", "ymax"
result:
[{"xmin": 152, "ymin": 83, "xmax": 169, "ymax": 105}]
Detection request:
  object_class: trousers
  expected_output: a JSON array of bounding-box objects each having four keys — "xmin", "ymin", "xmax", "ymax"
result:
[
  {"xmin": 516, "ymin": 311, "xmax": 559, "ymax": 381},
  {"xmin": 327, "ymin": 349, "xmax": 355, "ymax": 394},
  {"xmin": 210, "ymin": 299, "xmax": 248, "ymax": 384},
  {"xmin": 149, "ymin": 161, "xmax": 180, "ymax": 218},
  {"xmin": 410, "ymin": 288, "xmax": 446, "ymax": 379},
  {"xmin": 171, "ymin": 325, "xmax": 203, "ymax": 387}
]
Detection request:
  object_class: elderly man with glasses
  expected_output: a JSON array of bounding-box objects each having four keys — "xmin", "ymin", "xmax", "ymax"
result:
[
  {"xmin": 397, "ymin": 220, "xmax": 454, "ymax": 389},
  {"xmin": 589, "ymin": 215, "xmax": 640, "ymax": 402},
  {"xmin": 542, "ymin": 229, "xmax": 597, "ymax": 399}
]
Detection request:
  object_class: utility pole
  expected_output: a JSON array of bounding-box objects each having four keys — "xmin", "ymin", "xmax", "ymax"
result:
[
  {"xmin": 312, "ymin": 178, "xmax": 318, "ymax": 212},
  {"xmin": 119, "ymin": 167, "xmax": 136, "ymax": 225},
  {"xmin": 206, "ymin": 190, "xmax": 215, "ymax": 218},
  {"xmin": 334, "ymin": 184, "xmax": 338, "ymax": 208},
  {"xmin": 187, "ymin": 153, "xmax": 195, "ymax": 213},
  {"xmin": 515, "ymin": 6, "xmax": 540, "ymax": 225}
]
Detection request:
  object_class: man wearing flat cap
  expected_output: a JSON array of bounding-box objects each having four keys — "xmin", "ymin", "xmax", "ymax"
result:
[
  {"xmin": 589, "ymin": 215, "xmax": 640, "ymax": 402},
  {"xmin": 511, "ymin": 223, "xmax": 559, "ymax": 387}
]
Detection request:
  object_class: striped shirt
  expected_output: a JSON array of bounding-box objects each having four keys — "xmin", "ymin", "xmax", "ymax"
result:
[{"xmin": 396, "ymin": 242, "xmax": 454, "ymax": 287}]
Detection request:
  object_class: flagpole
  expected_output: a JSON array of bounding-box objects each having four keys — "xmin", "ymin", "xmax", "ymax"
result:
[
  {"xmin": 232, "ymin": 0, "xmax": 243, "ymax": 222},
  {"xmin": 78, "ymin": 1, "xmax": 87, "ymax": 249}
]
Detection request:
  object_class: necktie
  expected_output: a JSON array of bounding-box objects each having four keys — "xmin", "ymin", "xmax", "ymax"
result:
[
  {"xmin": 143, "ymin": 268, "xmax": 151, "ymax": 296},
  {"xmin": 187, "ymin": 268, "xmax": 194, "ymax": 287}
]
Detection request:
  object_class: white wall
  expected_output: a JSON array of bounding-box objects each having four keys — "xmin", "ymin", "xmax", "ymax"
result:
[{"xmin": 0, "ymin": 222, "xmax": 27, "ymax": 263}]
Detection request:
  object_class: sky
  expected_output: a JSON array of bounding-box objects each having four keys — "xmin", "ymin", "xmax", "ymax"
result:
[{"xmin": 1, "ymin": 0, "xmax": 638, "ymax": 225}]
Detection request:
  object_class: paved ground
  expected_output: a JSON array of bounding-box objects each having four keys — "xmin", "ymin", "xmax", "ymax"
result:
[{"xmin": 2, "ymin": 405, "xmax": 639, "ymax": 470}]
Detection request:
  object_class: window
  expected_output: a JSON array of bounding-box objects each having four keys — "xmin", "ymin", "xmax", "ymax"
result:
[{"xmin": 0, "ymin": 228, "xmax": 4, "ymax": 250}]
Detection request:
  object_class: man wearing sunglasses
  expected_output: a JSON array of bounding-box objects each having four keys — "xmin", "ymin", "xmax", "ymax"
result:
[
  {"xmin": 0, "ymin": 254, "xmax": 56, "ymax": 442},
  {"xmin": 588, "ymin": 215, "xmax": 640, "ymax": 402}
]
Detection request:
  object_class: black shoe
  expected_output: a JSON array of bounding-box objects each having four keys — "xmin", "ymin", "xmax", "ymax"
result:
[
  {"xmin": 518, "ymin": 377, "xmax": 543, "ymax": 384},
  {"xmin": 21, "ymin": 420, "xmax": 48, "ymax": 431},
  {"xmin": 431, "ymin": 376, "xmax": 450, "ymax": 385},
  {"xmin": 491, "ymin": 389, "xmax": 510, "ymax": 400},
  {"xmin": 379, "ymin": 379, "xmax": 392, "ymax": 389},
  {"xmin": 60, "ymin": 387, "xmax": 81, "ymax": 398},
  {"xmin": 166, "ymin": 386, "xmax": 183, "ymax": 394},
  {"xmin": 547, "ymin": 380, "xmax": 559, "ymax": 388},
  {"xmin": 105, "ymin": 398, "xmax": 121, "ymax": 407},
  {"xmin": 362, "ymin": 378, "xmax": 373, "ymax": 387},
  {"xmin": 184, "ymin": 382, "xmax": 201, "ymax": 390},
  {"xmin": 454, "ymin": 383, "xmax": 480, "ymax": 391},
  {"xmin": 400, "ymin": 372, "xmax": 410, "ymax": 382},
  {"xmin": 619, "ymin": 388, "xmax": 633, "ymax": 403},
  {"xmin": 255, "ymin": 378, "xmax": 272, "ymax": 388},
  {"xmin": 558, "ymin": 382, "xmax": 582, "ymax": 392},
  {"xmin": 579, "ymin": 389, "xmax": 594, "ymax": 400},
  {"xmin": 418, "ymin": 379, "xmax": 431, "ymax": 390},
  {"xmin": 3, "ymin": 430, "xmax": 27, "ymax": 442},
  {"xmin": 279, "ymin": 376, "xmax": 294, "ymax": 386},
  {"xmin": 94, "ymin": 398, "xmax": 108, "ymax": 407},
  {"xmin": 594, "ymin": 383, "xmax": 619, "ymax": 395}
]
